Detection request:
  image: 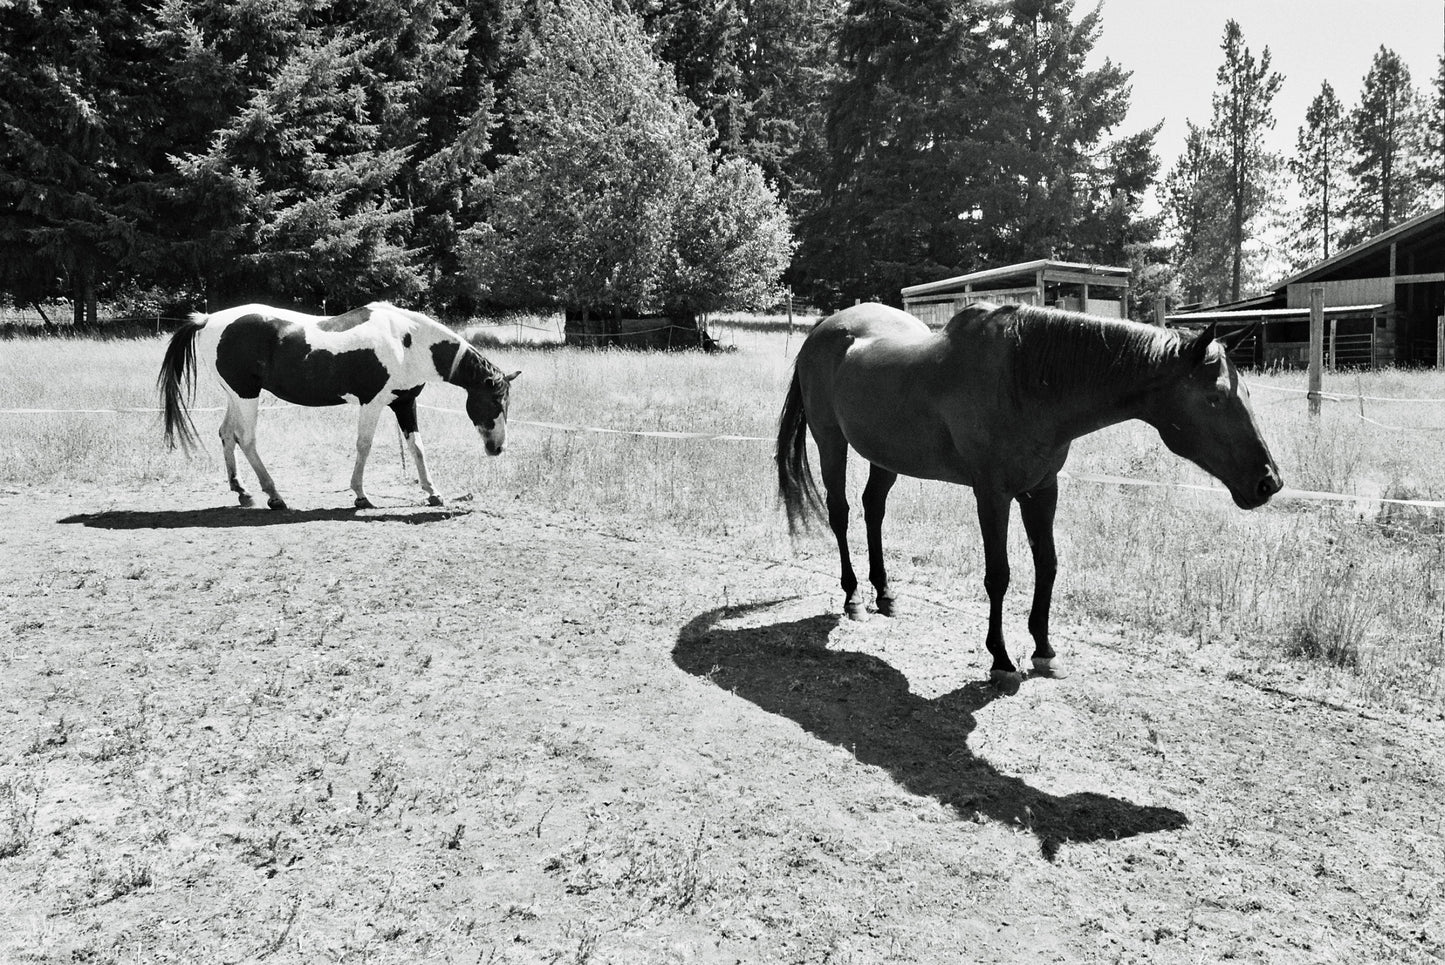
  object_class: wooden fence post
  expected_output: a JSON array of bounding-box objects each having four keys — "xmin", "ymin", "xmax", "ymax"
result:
[
  {"xmin": 1308, "ymin": 286, "xmax": 1324, "ymax": 417},
  {"xmin": 1437, "ymin": 314, "xmax": 1444, "ymax": 369}
]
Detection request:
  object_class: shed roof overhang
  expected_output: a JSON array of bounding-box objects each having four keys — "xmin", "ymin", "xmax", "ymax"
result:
[
  {"xmin": 900, "ymin": 259, "xmax": 1131, "ymax": 299},
  {"xmin": 1166, "ymin": 304, "xmax": 1387, "ymax": 325},
  {"xmin": 1274, "ymin": 205, "xmax": 1444, "ymax": 289}
]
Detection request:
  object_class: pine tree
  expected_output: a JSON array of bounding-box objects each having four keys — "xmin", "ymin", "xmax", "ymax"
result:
[
  {"xmin": 1206, "ymin": 19, "xmax": 1282, "ymax": 302},
  {"xmin": 1429, "ymin": 56, "xmax": 1445, "ymax": 208},
  {"xmin": 0, "ymin": 0, "xmax": 169, "ymax": 325},
  {"xmin": 797, "ymin": 0, "xmax": 989, "ymax": 304},
  {"xmin": 634, "ymin": 0, "xmax": 842, "ymax": 213},
  {"xmin": 155, "ymin": 0, "xmax": 421, "ymax": 306},
  {"xmin": 796, "ymin": 0, "xmax": 1153, "ymax": 307},
  {"xmin": 1345, "ymin": 46, "xmax": 1425, "ymax": 244},
  {"xmin": 989, "ymin": 0, "xmax": 1154, "ymax": 266},
  {"xmin": 1289, "ymin": 80, "xmax": 1347, "ymax": 268},
  {"xmin": 1161, "ymin": 122, "xmax": 1231, "ymax": 306}
]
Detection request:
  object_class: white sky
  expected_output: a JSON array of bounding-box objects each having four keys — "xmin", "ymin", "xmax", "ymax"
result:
[{"xmin": 1088, "ymin": 0, "xmax": 1444, "ymax": 172}]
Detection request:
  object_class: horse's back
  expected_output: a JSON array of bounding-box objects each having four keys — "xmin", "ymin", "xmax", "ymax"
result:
[
  {"xmin": 806, "ymin": 302, "xmax": 929, "ymax": 349},
  {"xmin": 796, "ymin": 303, "xmax": 930, "ymax": 386}
]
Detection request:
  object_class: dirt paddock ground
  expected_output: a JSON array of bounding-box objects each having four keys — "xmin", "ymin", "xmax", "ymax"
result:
[{"xmin": 2, "ymin": 478, "xmax": 1443, "ymax": 964}]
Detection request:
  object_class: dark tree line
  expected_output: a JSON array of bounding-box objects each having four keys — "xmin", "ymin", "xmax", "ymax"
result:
[
  {"xmin": 2, "ymin": 0, "xmax": 1439, "ymax": 326},
  {"xmin": 1, "ymin": 0, "xmax": 1162, "ymax": 323}
]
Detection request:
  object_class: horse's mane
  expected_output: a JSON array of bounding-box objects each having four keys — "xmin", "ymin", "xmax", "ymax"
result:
[{"xmin": 981, "ymin": 304, "xmax": 1185, "ymax": 403}]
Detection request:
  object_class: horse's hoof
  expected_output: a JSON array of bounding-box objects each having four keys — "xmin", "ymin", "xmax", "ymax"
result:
[
  {"xmin": 989, "ymin": 669, "xmax": 1023, "ymax": 695},
  {"xmin": 844, "ymin": 601, "xmax": 867, "ymax": 622},
  {"xmin": 1031, "ymin": 657, "xmax": 1065, "ymax": 678},
  {"xmin": 876, "ymin": 595, "xmax": 899, "ymax": 617},
  {"xmin": 354, "ymin": 497, "xmax": 375, "ymax": 510},
  {"xmin": 426, "ymin": 495, "xmax": 445, "ymax": 507},
  {"xmin": 267, "ymin": 497, "xmax": 288, "ymax": 511},
  {"xmin": 237, "ymin": 494, "xmax": 254, "ymax": 508}
]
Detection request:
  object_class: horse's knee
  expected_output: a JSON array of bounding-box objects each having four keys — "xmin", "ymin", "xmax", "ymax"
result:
[{"xmin": 983, "ymin": 567, "xmax": 1010, "ymax": 600}]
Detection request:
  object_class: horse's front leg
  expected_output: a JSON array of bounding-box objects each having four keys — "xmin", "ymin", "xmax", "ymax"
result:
[
  {"xmin": 350, "ymin": 404, "xmax": 385, "ymax": 509},
  {"xmin": 862, "ymin": 464, "xmax": 899, "ymax": 616},
  {"xmin": 1018, "ymin": 482, "xmax": 1063, "ymax": 678},
  {"xmin": 389, "ymin": 390, "xmax": 444, "ymax": 507},
  {"xmin": 974, "ymin": 489, "xmax": 1019, "ymax": 692}
]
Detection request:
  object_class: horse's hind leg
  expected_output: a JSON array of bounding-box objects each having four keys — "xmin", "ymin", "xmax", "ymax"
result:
[
  {"xmin": 814, "ymin": 429, "xmax": 863, "ymax": 620},
  {"xmin": 218, "ymin": 403, "xmax": 254, "ymax": 507},
  {"xmin": 862, "ymin": 464, "xmax": 899, "ymax": 616},
  {"xmin": 1018, "ymin": 482, "xmax": 1063, "ymax": 678},
  {"xmin": 232, "ymin": 396, "xmax": 287, "ymax": 510}
]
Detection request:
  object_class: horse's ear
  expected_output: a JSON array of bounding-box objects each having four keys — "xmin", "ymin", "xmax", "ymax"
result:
[
  {"xmin": 1183, "ymin": 324, "xmax": 1216, "ymax": 367},
  {"xmin": 505, "ymin": 370, "xmax": 520, "ymax": 382},
  {"xmin": 1219, "ymin": 322, "xmax": 1259, "ymax": 353}
]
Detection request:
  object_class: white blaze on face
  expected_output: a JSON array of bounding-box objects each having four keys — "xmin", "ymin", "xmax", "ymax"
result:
[{"xmin": 480, "ymin": 421, "xmax": 506, "ymax": 455}]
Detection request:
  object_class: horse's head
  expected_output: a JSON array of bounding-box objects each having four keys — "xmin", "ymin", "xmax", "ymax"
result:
[
  {"xmin": 1151, "ymin": 324, "xmax": 1282, "ymax": 509},
  {"xmin": 452, "ymin": 348, "xmax": 520, "ymax": 455}
]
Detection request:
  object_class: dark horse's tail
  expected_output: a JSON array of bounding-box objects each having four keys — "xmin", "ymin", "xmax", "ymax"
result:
[
  {"xmin": 776, "ymin": 368, "xmax": 823, "ymax": 535},
  {"xmin": 158, "ymin": 316, "xmax": 205, "ymax": 452}
]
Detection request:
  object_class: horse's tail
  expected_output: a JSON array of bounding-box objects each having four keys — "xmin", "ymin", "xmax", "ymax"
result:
[
  {"xmin": 158, "ymin": 315, "xmax": 205, "ymax": 452},
  {"xmin": 776, "ymin": 367, "xmax": 823, "ymax": 535}
]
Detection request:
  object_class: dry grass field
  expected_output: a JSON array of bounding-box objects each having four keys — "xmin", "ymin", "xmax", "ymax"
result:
[{"xmin": 1, "ymin": 317, "xmax": 1444, "ymax": 963}]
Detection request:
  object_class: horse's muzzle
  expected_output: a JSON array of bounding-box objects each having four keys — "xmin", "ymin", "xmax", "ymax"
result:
[
  {"xmin": 1235, "ymin": 466, "xmax": 1283, "ymax": 509},
  {"xmin": 478, "ymin": 425, "xmax": 506, "ymax": 456}
]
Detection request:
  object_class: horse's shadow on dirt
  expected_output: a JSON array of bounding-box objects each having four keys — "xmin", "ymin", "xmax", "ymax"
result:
[
  {"xmin": 673, "ymin": 601, "xmax": 1187, "ymax": 859},
  {"xmin": 59, "ymin": 506, "xmax": 464, "ymax": 530}
]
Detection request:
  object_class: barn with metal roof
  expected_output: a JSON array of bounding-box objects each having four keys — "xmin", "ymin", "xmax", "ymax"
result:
[{"xmin": 1168, "ymin": 206, "xmax": 1445, "ymax": 369}]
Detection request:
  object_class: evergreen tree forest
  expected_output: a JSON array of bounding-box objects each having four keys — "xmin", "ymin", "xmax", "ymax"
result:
[{"xmin": 1, "ymin": 0, "xmax": 1441, "ymax": 327}]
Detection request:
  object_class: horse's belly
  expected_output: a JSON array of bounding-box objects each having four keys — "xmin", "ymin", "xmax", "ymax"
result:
[
  {"xmin": 840, "ymin": 417, "xmax": 976, "ymax": 486},
  {"xmin": 266, "ymin": 380, "xmax": 350, "ymax": 407}
]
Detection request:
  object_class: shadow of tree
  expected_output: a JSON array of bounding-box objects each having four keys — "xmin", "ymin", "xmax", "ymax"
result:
[
  {"xmin": 59, "ymin": 507, "xmax": 464, "ymax": 530},
  {"xmin": 673, "ymin": 600, "xmax": 1187, "ymax": 858}
]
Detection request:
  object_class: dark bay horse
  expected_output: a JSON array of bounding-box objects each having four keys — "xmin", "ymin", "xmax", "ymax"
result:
[
  {"xmin": 159, "ymin": 302, "xmax": 519, "ymax": 510},
  {"xmin": 777, "ymin": 301, "xmax": 1281, "ymax": 689}
]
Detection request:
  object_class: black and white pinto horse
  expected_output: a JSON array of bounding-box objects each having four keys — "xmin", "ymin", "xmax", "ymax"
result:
[{"xmin": 159, "ymin": 302, "xmax": 518, "ymax": 510}]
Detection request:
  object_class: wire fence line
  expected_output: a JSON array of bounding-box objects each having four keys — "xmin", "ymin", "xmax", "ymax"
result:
[
  {"xmin": 1245, "ymin": 381, "xmax": 1445, "ymax": 405},
  {"xmin": 7, "ymin": 398, "xmax": 1441, "ymax": 511}
]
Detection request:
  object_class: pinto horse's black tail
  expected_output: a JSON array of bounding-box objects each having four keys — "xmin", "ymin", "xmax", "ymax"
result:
[
  {"xmin": 776, "ymin": 368, "xmax": 824, "ymax": 535},
  {"xmin": 158, "ymin": 316, "xmax": 205, "ymax": 452}
]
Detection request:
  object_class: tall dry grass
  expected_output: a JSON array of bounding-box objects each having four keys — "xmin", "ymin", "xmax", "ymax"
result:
[{"xmin": 2, "ymin": 321, "xmax": 1443, "ymax": 710}]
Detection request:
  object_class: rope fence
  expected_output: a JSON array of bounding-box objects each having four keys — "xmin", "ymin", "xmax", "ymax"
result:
[
  {"xmin": 4, "ymin": 397, "xmax": 1445, "ymax": 510},
  {"xmin": 1244, "ymin": 379, "xmax": 1445, "ymax": 432}
]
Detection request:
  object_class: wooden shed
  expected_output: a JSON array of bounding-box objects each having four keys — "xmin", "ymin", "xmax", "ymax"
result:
[
  {"xmin": 900, "ymin": 259, "xmax": 1131, "ymax": 327},
  {"xmin": 1168, "ymin": 205, "xmax": 1445, "ymax": 369}
]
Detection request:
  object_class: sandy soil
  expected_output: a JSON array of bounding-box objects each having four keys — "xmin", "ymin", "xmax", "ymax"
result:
[{"xmin": 1, "ymin": 482, "xmax": 1442, "ymax": 964}]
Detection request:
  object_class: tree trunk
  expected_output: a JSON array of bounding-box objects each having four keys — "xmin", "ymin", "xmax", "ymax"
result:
[{"xmin": 71, "ymin": 257, "xmax": 97, "ymax": 329}]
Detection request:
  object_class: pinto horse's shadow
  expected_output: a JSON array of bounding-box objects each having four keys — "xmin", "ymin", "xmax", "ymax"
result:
[
  {"xmin": 59, "ymin": 506, "xmax": 464, "ymax": 530},
  {"xmin": 673, "ymin": 601, "xmax": 1186, "ymax": 858}
]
